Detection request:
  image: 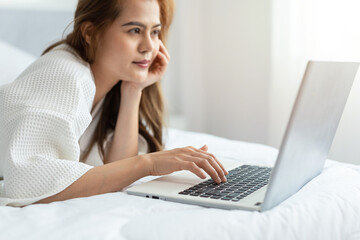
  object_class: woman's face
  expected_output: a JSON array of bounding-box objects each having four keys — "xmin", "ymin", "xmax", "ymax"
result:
[{"xmin": 93, "ymin": 0, "xmax": 161, "ymax": 84}]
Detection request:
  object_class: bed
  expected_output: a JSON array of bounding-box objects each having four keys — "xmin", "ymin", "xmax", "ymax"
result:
[
  {"xmin": 1, "ymin": 41, "xmax": 360, "ymax": 240},
  {"xmin": 0, "ymin": 128, "xmax": 359, "ymax": 239}
]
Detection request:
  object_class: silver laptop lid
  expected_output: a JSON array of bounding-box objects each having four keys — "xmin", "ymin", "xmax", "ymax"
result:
[{"xmin": 261, "ymin": 61, "xmax": 359, "ymax": 211}]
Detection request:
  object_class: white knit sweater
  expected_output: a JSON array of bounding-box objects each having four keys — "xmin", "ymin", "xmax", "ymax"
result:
[{"xmin": 0, "ymin": 44, "xmax": 148, "ymax": 207}]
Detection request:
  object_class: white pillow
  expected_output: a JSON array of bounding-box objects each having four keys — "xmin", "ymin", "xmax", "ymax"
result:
[{"xmin": 0, "ymin": 40, "xmax": 36, "ymax": 86}]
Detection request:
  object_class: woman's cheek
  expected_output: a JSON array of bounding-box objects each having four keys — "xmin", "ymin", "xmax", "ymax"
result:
[{"xmin": 154, "ymin": 40, "xmax": 160, "ymax": 55}]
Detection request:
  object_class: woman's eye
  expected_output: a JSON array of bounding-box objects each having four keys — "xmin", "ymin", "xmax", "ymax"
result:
[
  {"xmin": 129, "ymin": 28, "xmax": 141, "ymax": 34},
  {"xmin": 152, "ymin": 29, "xmax": 161, "ymax": 36}
]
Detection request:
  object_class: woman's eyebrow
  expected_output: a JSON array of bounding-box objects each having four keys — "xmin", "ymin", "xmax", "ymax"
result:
[{"xmin": 121, "ymin": 21, "xmax": 162, "ymax": 29}]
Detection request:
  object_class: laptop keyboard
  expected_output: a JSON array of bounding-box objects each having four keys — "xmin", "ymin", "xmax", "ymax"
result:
[{"xmin": 178, "ymin": 165, "xmax": 272, "ymax": 202}]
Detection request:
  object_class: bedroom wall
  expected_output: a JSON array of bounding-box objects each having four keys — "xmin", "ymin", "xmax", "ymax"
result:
[
  {"xmin": 170, "ymin": 0, "xmax": 271, "ymax": 145},
  {"xmin": 270, "ymin": 0, "xmax": 360, "ymax": 164},
  {"xmin": 0, "ymin": 0, "xmax": 272, "ymax": 146},
  {"xmin": 0, "ymin": 9, "xmax": 73, "ymax": 56},
  {"xmin": 1, "ymin": 0, "xmax": 359, "ymax": 164}
]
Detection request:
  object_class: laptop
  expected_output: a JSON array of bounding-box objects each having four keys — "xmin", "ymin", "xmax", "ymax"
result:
[{"xmin": 126, "ymin": 61, "xmax": 359, "ymax": 211}]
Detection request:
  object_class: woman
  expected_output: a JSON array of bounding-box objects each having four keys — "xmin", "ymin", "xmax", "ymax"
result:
[{"xmin": 0, "ymin": 0, "xmax": 227, "ymax": 207}]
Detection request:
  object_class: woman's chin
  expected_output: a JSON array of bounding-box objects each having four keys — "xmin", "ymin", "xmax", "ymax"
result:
[
  {"xmin": 133, "ymin": 73, "xmax": 148, "ymax": 83},
  {"xmin": 122, "ymin": 71, "xmax": 148, "ymax": 83}
]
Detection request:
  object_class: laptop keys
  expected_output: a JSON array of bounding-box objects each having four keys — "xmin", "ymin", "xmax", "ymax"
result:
[{"xmin": 178, "ymin": 165, "xmax": 272, "ymax": 201}]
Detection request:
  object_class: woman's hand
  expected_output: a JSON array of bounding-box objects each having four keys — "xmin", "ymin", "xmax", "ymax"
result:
[
  {"xmin": 141, "ymin": 145, "xmax": 229, "ymax": 184},
  {"xmin": 121, "ymin": 40, "xmax": 169, "ymax": 93}
]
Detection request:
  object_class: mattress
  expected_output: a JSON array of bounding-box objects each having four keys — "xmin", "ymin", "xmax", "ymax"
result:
[{"xmin": 0, "ymin": 128, "xmax": 359, "ymax": 240}]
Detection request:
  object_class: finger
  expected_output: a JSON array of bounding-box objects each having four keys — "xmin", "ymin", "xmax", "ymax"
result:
[
  {"xmin": 159, "ymin": 40, "xmax": 169, "ymax": 58},
  {"xmin": 196, "ymin": 153, "xmax": 227, "ymax": 183},
  {"xmin": 155, "ymin": 50, "xmax": 169, "ymax": 68},
  {"xmin": 196, "ymin": 146, "xmax": 228, "ymax": 175},
  {"xmin": 199, "ymin": 144, "xmax": 208, "ymax": 151},
  {"xmin": 159, "ymin": 40, "xmax": 170, "ymax": 60},
  {"xmin": 149, "ymin": 51, "xmax": 168, "ymax": 75},
  {"xmin": 180, "ymin": 161, "xmax": 207, "ymax": 179},
  {"xmin": 188, "ymin": 146, "xmax": 227, "ymax": 180},
  {"xmin": 206, "ymin": 152, "xmax": 229, "ymax": 176},
  {"xmin": 187, "ymin": 156, "xmax": 222, "ymax": 184},
  {"xmin": 183, "ymin": 146, "xmax": 224, "ymax": 183}
]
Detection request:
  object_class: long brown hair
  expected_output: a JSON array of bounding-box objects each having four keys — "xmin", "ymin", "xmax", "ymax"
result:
[{"xmin": 43, "ymin": 0, "xmax": 175, "ymax": 162}]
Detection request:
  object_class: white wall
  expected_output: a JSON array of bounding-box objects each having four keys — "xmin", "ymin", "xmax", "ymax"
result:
[
  {"xmin": 168, "ymin": 0, "xmax": 271, "ymax": 144},
  {"xmin": 1, "ymin": 0, "xmax": 359, "ymax": 164},
  {"xmin": 0, "ymin": 0, "xmax": 272, "ymax": 145},
  {"xmin": 0, "ymin": 0, "xmax": 76, "ymax": 11},
  {"xmin": 270, "ymin": 0, "xmax": 360, "ymax": 164},
  {"xmin": 172, "ymin": 0, "xmax": 360, "ymax": 164},
  {"xmin": 0, "ymin": 9, "xmax": 73, "ymax": 56},
  {"xmin": 0, "ymin": 0, "xmax": 76, "ymax": 56}
]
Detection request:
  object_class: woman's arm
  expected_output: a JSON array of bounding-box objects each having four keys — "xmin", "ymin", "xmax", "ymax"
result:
[
  {"xmin": 106, "ymin": 85, "xmax": 142, "ymax": 163},
  {"xmin": 34, "ymin": 146, "xmax": 228, "ymax": 205},
  {"xmin": 106, "ymin": 40, "xmax": 170, "ymax": 163},
  {"xmin": 35, "ymin": 155, "xmax": 147, "ymax": 204}
]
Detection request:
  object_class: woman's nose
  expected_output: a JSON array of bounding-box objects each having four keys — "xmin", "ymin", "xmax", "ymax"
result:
[{"xmin": 138, "ymin": 33, "xmax": 154, "ymax": 53}]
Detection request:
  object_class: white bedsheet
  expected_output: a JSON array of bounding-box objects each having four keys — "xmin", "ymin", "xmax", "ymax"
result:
[{"xmin": 1, "ymin": 128, "xmax": 360, "ymax": 240}]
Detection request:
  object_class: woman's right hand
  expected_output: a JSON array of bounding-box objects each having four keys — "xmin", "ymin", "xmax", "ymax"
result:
[{"xmin": 141, "ymin": 145, "xmax": 229, "ymax": 184}]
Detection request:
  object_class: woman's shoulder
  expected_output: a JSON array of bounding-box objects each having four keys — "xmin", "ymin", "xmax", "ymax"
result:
[
  {"xmin": 33, "ymin": 43, "xmax": 93, "ymax": 82},
  {"xmin": 0, "ymin": 43, "xmax": 95, "ymax": 115},
  {"xmin": 45, "ymin": 43, "xmax": 88, "ymax": 67}
]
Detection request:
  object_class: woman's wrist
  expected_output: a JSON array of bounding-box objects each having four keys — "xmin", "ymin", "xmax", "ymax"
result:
[
  {"xmin": 136, "ymin": 154, "xmax": 151, "ymax": 177},
  {"xmin": 119, "ymin": 85, "xmax": 142, "ymax": 109},
  {"xmin": 121, "ymin": 81, "xmax": 143, "ymax": 98}
]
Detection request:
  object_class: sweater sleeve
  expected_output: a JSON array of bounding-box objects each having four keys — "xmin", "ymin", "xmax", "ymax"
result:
[{"xmin": 0, "ymin": 45, "xmax": 96, "ymax": 207}]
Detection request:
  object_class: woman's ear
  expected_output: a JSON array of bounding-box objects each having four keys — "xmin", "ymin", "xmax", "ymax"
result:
[{"xmin": 80, "ymin": 22, "xmax": 94, "ymax": 45}]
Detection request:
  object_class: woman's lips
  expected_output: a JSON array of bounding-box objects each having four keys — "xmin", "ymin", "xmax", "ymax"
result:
[{"xmin": 133, "ymin": 60, "xmax": 151, "ymax": 69}]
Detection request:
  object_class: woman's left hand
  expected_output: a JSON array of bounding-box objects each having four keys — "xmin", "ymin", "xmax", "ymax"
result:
[{"xmin": 121, "ymin": 40, "xmax": 170, "ymax": 93}]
